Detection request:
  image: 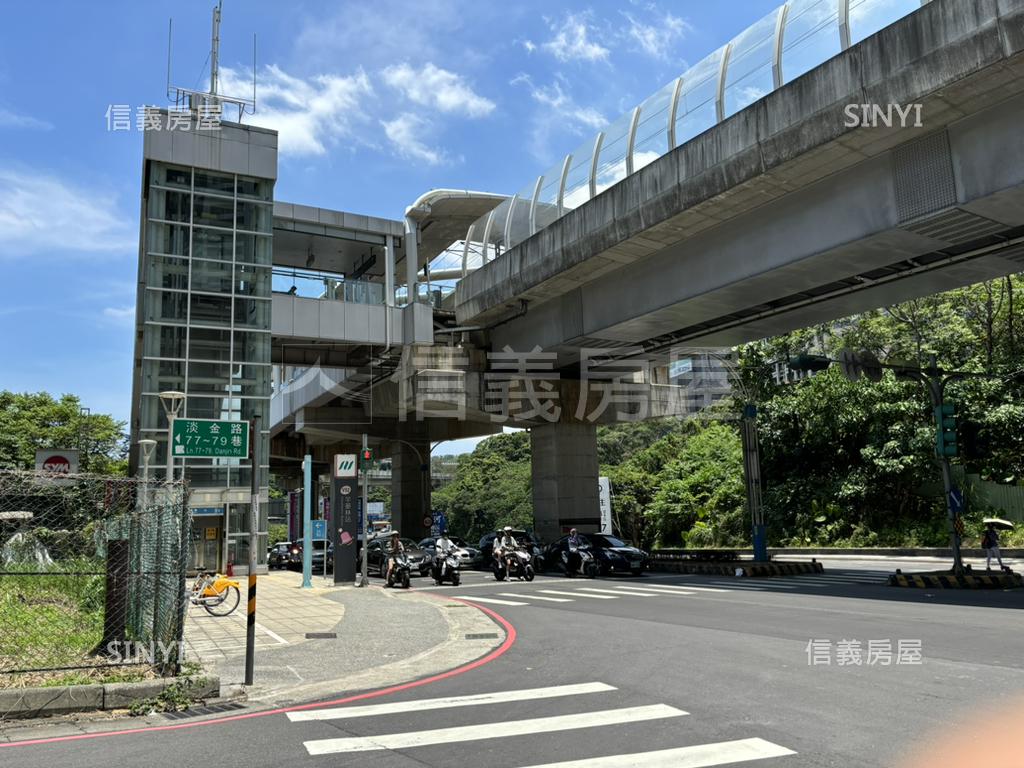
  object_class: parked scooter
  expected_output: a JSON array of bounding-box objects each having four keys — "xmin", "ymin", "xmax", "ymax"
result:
[
  {"xmin": 495, "ymin": 544, "xmax": 535, "ymax": 581},
  {"xmin": 563, "ymin": 544, "xmax": 599, "ymax": 578},
  {"xmin": 386, "ymin": 552, "xmax": 412, "ymax": 589},
  {"xmin": 431, "ymin": 546, "xmax": 462, "ymax": 586}
]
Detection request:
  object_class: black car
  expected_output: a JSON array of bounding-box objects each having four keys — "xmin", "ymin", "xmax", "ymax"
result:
[
  {"xmin": 479, "ymin": 530, "xmax": 544, "ymax": 570},
  {"xmin": 267, "ymin": 541, "xmax": 294, "ymax": 570},
  {"xmin": 364, "ymin": 536, "xmax": 431, "ymax": 577},
  {"xmin": 542, "ymin": 533, "xmax": 648, "ymax": 576}
]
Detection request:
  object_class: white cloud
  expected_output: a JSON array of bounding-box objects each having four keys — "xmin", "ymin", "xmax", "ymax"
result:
[
  {"xmin": 542, "ymin": 13, "xmax": 610, "ymax": 63},
  {"xmin": 102, "ymin": 306, "xmax": 135, "ymax": 324},
  {"xmin": 624, "ymin": 11, "xmax": 691, "ymax": 59},
  {"xmin": 219, "ymin": 65, "xmax": 374, "ymax": 157},
  {"xmin": 381, "ymin": 114, "xmax": 447, "ymax": 166},
  {"xmin": 382, "ymin": 63, "xmax": 494, "ymax": 118},
  {"xmin": 0, "ymin": 107, "xmax": 52, "ymax": 131},
  {"xmin": 523, "ymin": 40, "xmax": 536, "ymax": 53},
  {"xmin": 0, "ymin": 169, "xmax": 134, "ymax": 257},
  {"xmin": 512, "ymin": 74, "xmax": 606, "ymax": 131}
]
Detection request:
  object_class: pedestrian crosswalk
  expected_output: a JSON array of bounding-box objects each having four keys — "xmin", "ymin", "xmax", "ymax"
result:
[{"xmin": 288, "ymin": 680, "xmax": 796, "ymax": 765}]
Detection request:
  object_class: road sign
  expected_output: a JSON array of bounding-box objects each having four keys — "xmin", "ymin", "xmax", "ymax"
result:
[
  {"xmin": 598, "ymin": 477, "xmax": 612, "ymax": 534},
  {"xmin": 312, "ymin": 519, "xmax": 327, "ymax": 540},
  {"xmin": 35, "ymin": 449, "xmax": 79, "ymax": 474},
  {"xmin": 333, "ymin": 454, "xmax": 357, "ymax": 478},
  {"xmin": 172, "ymin": 418, "xmax": 249, "ymax": 458},
  {"xmin": 949, "ymin": 487, "xmax": 964, "ymax": 515}
]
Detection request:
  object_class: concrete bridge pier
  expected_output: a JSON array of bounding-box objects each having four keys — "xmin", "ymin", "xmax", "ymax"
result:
[
  {"xmin": 390, "ymin": 439, "xmax": 432, "ymax": 541},
  {"xmin": 530, "ymin": 422, "xmax": 600, "ymax": 543}
]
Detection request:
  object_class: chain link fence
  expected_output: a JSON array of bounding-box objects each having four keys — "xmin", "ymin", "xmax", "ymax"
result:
[{"xmin": 0, "ymin": 471, "xmax": 191, "ymax": 685}]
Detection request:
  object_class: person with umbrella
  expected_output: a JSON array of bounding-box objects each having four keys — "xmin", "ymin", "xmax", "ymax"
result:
[{"xmin": 981, "ymin": 518, "xmax": 1011, "ymax": 571}]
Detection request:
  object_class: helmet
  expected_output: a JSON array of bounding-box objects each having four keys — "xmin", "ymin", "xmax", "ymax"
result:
[
  {"xmin": 503, "ymin": 526, "xmax": 513, "ymax": 532},
  {"xmin": 390, "ymin": 530, "xmax": 400, "ymax": 537}
]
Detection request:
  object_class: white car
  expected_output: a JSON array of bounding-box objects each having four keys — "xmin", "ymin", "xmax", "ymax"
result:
[{"xmin": 418, "ymin": 537, "xmax": 482, "ymax": 567}]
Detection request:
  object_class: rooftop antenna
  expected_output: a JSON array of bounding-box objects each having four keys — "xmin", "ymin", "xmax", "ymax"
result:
[{"xmin": 166, "ymin": 1, "xmax": 257, "ymax": 121}]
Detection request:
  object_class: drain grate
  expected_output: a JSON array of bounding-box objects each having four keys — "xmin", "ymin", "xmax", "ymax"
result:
[
  {"xmin": 162, "ymin": 701, "xmax": 246, "ymax": 720},
  {"xmin": 465, "ymin": 632, "xmax": 499, "ymax": 640},
  {"xmin": 305, "ymin": 632, "xmax": 337, "ymax": 639}
]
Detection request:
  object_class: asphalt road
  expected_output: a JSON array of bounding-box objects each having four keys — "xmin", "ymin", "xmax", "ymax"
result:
[{"xmin": 4, "ymin": 557, "xmax": 1023, "ymax": 767}]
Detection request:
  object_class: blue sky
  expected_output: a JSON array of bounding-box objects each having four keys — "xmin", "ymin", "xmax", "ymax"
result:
[{"xmin": 0, "ymin": 0, "xmax": 780, "ymax": 446}]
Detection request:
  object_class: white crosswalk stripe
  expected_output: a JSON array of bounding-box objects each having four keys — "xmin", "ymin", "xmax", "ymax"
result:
[
  {"xmin": 576, "ymin": 587, "xmax": 661, "ymax": 597},
  {"xmin": 613, "ymin": 585, "xmax": 695, "ymax": 596},
  {"xmin": 303, "ymin": 704, "xmax": 687, "ymax": 755},
  {"xmin": 452, "ymin": 595, "xmax": 528, "ymax": 605},
  {"xmin": 500, "ymin": 592, "xmax": 573, "ymax": 602},
  {"xmin": 539, "ymin": 589, "xmax": 619, "ymax": 599},
  {"xmin": 517, "ymin": 738, "xmax": 796, "ymax": 767},
  {"xmin": 287, "ymin": 682, "xmax": 615, "ymax": 722}
]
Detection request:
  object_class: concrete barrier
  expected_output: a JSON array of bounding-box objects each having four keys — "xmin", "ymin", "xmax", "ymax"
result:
[
  {"xmin": 651, "ymin": 560, "xmax": 824, "ymax": 577},
  {"xmin": 888, "ymin": 571, "xmax": 1022, "ymax": 589}
]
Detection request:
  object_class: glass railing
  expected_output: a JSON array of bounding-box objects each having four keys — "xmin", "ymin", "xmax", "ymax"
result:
[
  {"xmin": 454, "ymin": 0, "xmax": 928, "ymax": 268},
  {"xmin": 272, "ymin": 268, "xmax": 384, "ymax": 306}
]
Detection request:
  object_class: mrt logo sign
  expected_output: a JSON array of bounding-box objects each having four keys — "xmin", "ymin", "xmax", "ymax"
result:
[{"xmin": 333, "ymin": 454, "xmax": 357, "ymax": 478}]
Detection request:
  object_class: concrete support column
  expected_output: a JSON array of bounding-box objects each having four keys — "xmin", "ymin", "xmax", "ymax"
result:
[
  {"xmin": 530, "ymin": 423, "xmax": 599, "ymax": 543},
  {"xmin": 391, "ymin": 441, "xmax": 431, "ymax": 540},
  {"xmin": 404, "ymin": 216, "xmax": 419, "ymax": 304}
]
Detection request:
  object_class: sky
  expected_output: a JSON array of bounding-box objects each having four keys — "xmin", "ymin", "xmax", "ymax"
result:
[{"xmin": 0, "ymin": 0, "xmax": 781, "ymax": 452}]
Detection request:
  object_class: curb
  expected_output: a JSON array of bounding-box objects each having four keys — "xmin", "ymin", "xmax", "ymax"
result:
[
  {"xmin": 0, "ymin": 676, "xmax": 220, "ymax": 721},
  {"xmin": 652, "ymin": 547, "xmax": 1024, "ymax": 559},
  {"xmin": 651, "ymin": 560, "xmax": 824, "ymax": 577},
  {"xmin": 888, "ymin": 571, "xmax": 1023, "ymax": 589}
]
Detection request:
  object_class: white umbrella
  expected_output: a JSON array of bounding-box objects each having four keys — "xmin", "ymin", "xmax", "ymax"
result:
[{"xmin": 983, "ymin": 517, "xmax": 1015, "ymax": 531}]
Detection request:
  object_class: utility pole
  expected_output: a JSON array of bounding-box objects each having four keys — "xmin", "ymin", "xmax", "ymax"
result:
[
  {"xmin": 741, "ymin": 404, "xmax": 767, "ymax": 561},
  {"xmin": 357, "ymin": 434, "xmax": 370, "ymax": 587},
  {"xmin": 244, "ymin": 414, "xmax": 260, "ymax": 686},
  {"xmin": 301, "ymin": 454, "xmax": 312, "ymax": 589}
]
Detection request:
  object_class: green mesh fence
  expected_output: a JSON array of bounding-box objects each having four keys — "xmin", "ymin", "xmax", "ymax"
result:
[{"xmin": 0, "ymin": 471, "xmax": 190, "ymax": 684}]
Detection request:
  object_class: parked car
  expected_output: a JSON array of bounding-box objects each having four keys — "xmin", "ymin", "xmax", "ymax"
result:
[
  {"xmin": 309, "ymin": 540, "xmax": 333, "ymax": 573},
  {"xmin": 267, "ymin": 541, "xmax": 293, "ymax": 570},
  {"xmin": 364, "ymin": 536, "xmax": 431, "ymax": 577},
  {"xmin": 479, "ymin": 530, "xmax": 544, "ymax": 571},
  {"xmin": 418, "ymin": 536, "xmax": 482, "ymax": 568},
  {"xmin": 542, "ymin": 533, "xmax": 648, "ymax": 576}
]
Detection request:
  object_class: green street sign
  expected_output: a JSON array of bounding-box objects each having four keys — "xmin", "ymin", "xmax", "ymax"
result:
[{"xmin": 172, "ymin": 418, "xmax": 250, "ymax": 458}]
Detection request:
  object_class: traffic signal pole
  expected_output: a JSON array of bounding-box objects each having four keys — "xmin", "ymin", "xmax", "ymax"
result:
[
  {"xmin": 921, "ymin": 357, "xmax": 964, "ymax": 574},
  {"xmin": 356, "ymin": 434, "xmax": 370, "ymax": 588}
]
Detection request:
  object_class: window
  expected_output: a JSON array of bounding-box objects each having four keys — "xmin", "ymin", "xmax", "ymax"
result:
[
  {"xmin": 193, "ymin": 227, "xmax": 234, "ymax": 261},
  {"xmin": 193, "ymin": 195, "xmax": 234, "ymax": 229}
]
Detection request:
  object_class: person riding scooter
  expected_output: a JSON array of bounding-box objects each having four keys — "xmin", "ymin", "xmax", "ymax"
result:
[
  {"xmin": 384, "ymin": 531, "xmax": 405, "ymax": 586},
  {"xmin": 435, "ymin": 531, "xmax": 455, "ymax": 571},
  {"xmin": 494, "ymin": 526, "xmax": 516, "ymax": 564},
  {"xmin": 566, "ymin": 527, "xmax": 583, "ymax": 574}
]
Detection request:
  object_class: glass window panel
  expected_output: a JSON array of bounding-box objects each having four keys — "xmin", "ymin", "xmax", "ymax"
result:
[
  {"xmin": 235, "ymin": 264, "xmax": 270, "ymax": 297},
  {"xmin": 236, "ymin": 233, "xmax": 272, "ymax": 265},
  {"xmin": 850, "ymin": 0, "xmax": 921, "ymax": 45},
  {"xmin": 188, "ymin": 327, "xmax": 233, "ymax": 362},
  {"xmin": 507, "ymin": 182, "xmax": 536, "ymax": 250},
  {"xmin": 194, "ymin": 170, "xmax": 235, "ymax": 196},
  {"xmin": 595, "ymin": 112, "xmax": 634, "ymax": 196},
  {"xmin": 193, "ymin": 227, "xmax": 233, "ymax": 261},
  {"xmin": 146, "ymin": 255, "xmax": 189, "ymax": 291},
  {"xmin": 144, "ymin": 289, "xmax": 188, "ymax": 324},
  {"xmin": 233, "ymin": 297, "xmax": 271, "ymax": 329},
  {"xmin": 138, "ymin": 395, "xmax": 171, "ymax": 431},
  {"xmin": 142, "ymin": 359, "xmax": 186, "ymax": 394},
  {"xmin": 561, "ymin": 149, "xmax": 594, "ymax": 212},
  {"xmin": 143, "ymin": 323, "xmax": 188, "ymax": 359},
  {"xmin": 236, "ymin": 200, "xmax": 272, "ymax": 233},
  {"xmin": 782, "ymin": 0, "xmax": 841, "ymax": 85},
  {"xmin": 148, "ymin": 188, "xmax": 191, "ymax": 223},
  {"xmin": 186, "ymin": 395, "xmax": 241, "ymax": 421},
  {"xmin": 190, "ymin": 259, "xmax": 235, "ymax": 294},
  {"xmin": 186, "ymin": 361, "xmax": 233, "ymax": 394},
  {"xmin": 237, "ymin": 175, "xmax": 273, "ymax": 201},
  {"xmin": 193, "ymin": 195, "xmax": 235, "ymax": 229},
  {"xmin": 185, "ymin": 465, "xmax": 232, "ymax": 489},
  {"xmin": 189, "ymin": 293, "xmax": 233, "ymax": 327},
  {"xmin": 633, "ymin": 80, "xmax": 675, "ymax": 170},
  {"xmin": 342, "ymin": 280, "xmax": 384, "ymax": 305},
  {"xmin": 147, "ymin": 222, "xmax": 190, "ymax": 257},
  {"xmin": 675, "ymin": 49, "xmax": 722, "ymax": 146},
  {"xmin": 231, "ymin": 364, "xmax": 271, "ymax": 398},
  {"xmin": 151, "ymin": 164, "xmax": 191, "ymax": 190},
  {"xmin": 723, "ymin": 10, "xmax": 778, "ymax": 118},
  {"xmin": 534, "ymin": 165, "xmax": 564, "ymax": 231},
  {"xmin": 235, "ymin": 331, "xmax": 270, "ymax": 364},
  {"xmin": 482, "ymin": 199, "xmax": 511, "ymax": 261}
]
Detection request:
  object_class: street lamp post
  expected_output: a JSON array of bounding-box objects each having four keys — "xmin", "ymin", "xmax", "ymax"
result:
[{"xmin": 158, "ymin": 391, "xmax": 186, "ymax": 483}]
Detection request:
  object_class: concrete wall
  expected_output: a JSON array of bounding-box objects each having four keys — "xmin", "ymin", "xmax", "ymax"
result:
[{"xmin": 530, "ymin": 423, "xmax": 600, "ymax": 543}]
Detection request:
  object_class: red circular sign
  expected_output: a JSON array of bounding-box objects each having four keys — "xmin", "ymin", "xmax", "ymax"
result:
[{"xmin": 42, "ymin": 456, "xmax": 71, "ymax": 474}]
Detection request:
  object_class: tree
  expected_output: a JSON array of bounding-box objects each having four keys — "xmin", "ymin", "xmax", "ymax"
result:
[{"xmin": 0, "ymin": 391, "xmax": 127, "ymax": 475}]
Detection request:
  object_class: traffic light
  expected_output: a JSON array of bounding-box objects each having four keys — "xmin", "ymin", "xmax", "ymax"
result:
[
  {"xmin": 934, "ymin": 402, "xmax": 957, "ymax": 457},
  {"xmin": 788, "ymin": 353, "xmax": 831, "ymax": 372},
  {"xmin": 360, "ymin": 448, "xmax": 373, "ymax": 469}
]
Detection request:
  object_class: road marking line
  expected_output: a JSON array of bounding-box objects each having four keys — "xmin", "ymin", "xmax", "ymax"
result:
[
  {"xmin": 288, "ymin": 682, "xmax": 615, "ymax": 722},
  {"xmin": 451, "ymin": 596, "xmax": 528, "ymax": 606},
  {"xmin": 576, "ymin": 587, "xmax": 660, "ymax": 597},
  {"xmin": 539, "ymin": 589, "xmax": 618, "ymax": 599},
  {"xmin": 515, "ymin": 737, "xmax": 796, "ymax": 767},
  {"xmin": 499, "ymin": 593, "xmax": 573, "ymax": 603},
  {"xmin": 639, "ymin": 584, "xmax": 729, "ymax": 593},
  {"xmin": 612, "ymin": 586, "xmax": 695, "ymax": 596},
  {"xmin": 303, "ymin": 704, "xmax": 688, "ymax": 755}
]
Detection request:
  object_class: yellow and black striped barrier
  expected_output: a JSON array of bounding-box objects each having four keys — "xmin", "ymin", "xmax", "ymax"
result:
[
  {"xmin": 888, "ymin": 571, "xmax": 1022, "ymax": 589},
  {"xmin": 652, "ymin": 560, "xmax": 824, "ymax": 577}
]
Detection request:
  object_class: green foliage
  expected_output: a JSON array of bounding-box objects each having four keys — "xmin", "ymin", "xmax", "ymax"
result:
[{"xmin": 0, "ymin": 391, "xmax": 128, "ymax": 475}]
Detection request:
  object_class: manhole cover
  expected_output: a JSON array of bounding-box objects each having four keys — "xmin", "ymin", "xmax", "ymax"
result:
[
  {"xmin": 305, "ymin": 632, "xmax": 337, "ymax": 639},
  {"xmin": 464, "ymin": 632, "xmax": 499, "ymax": 640}
]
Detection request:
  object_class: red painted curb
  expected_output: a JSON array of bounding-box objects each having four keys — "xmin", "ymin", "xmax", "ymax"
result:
[{"xmin": 0, "ymin": 596, "xmax": 515, "ymax": 750}]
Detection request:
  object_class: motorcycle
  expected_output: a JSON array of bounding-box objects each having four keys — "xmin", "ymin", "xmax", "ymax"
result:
[
  {"xmin": 431, "ymin": 547, "xmax": 462, "ymax": 586},
  {"xmin": 386, "ymin": 552, "xmax": 412, "ymax": 589},
  {"xmin": 494, "ymin": 545, "xmax": 534, "ymax": 581},
  {"xmin": 563, "ymin": 545, "xmax": 599, "ymax": 578}
]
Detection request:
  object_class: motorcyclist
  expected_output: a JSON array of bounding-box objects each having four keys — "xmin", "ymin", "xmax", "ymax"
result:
[
  {"xmin": 494, "ymin": 526, "xmax": 517, "ymax": 571},
  {"xmin": 435, "ymin": 531, "xmax": 455, "ymax": 575},
  {"xmin": 566, "ymin": 527, "xmax": 583, "ymax": 575},
  {"xmin": 384, "ymin": 531, "xmax": 405, "ymax": 585}
]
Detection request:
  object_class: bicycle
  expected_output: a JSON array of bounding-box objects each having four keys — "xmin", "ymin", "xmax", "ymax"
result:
[{"xmin": 188, "ymin": 568, "xmax": 241, "ymax": 616}]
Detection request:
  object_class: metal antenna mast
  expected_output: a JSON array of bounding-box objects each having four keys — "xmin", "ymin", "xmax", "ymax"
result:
[{"xmin": 210, "ymin": 1, "xmax": 223, "ymax": 96}]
